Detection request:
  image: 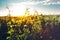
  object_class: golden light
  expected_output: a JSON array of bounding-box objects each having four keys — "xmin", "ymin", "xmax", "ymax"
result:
[
  {"xmin": 0, "ymin": 2, "xmax": 40, "ymax": 16},
  {"xmin": 9, "ymin": 4, "xmax": 27, "ymax": 16},
  {"xmin": 8, "ymin": 2, "xmax": 37, "ymax": 16}
]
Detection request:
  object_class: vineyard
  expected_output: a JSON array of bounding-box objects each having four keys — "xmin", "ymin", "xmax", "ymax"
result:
[{"xmin": 0, "ymin": 15, "xmax": 60, "ymax": 40}]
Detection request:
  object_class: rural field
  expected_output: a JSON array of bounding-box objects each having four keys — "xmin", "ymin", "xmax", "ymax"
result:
[
  {"xmin": 0, "ymin": 15, "xmax": 60, "ymax": 40},
  {"xmin": 0, "ymin": 0, "xmax": 60, "ymax": 40}
]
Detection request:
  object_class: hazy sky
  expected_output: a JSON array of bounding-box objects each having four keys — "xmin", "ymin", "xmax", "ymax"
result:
[{"xmin": 0, "ymin": 0, "xmax": 60, "ymax": 16}]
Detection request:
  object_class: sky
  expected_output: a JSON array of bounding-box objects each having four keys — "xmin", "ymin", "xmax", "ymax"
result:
[{"xmin": 0, "ymin": 0, "xmax": 60, "ymax": 16}]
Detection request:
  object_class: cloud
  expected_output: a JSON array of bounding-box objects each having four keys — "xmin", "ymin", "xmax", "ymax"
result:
[
  {"xmin": 7, "ymin": 0, "xmax": 60, "ymax": 6},
  {"xmin": 18, "ymin": 0, "xmax": 60, "ymax": 5},
  {"xmin": 48, "ymin": 0, "xmax": 60, "ymax": 2},
  {"xmin": 0, "ymin": 0, "xmax": 60, "ymax": 9},
  {"xmin": 44, "ymin": 0, "xmax": 60, "ymax": 5},
  {"xmin": 30, "ymin": 0, "xmax": 60, "ymax": 5},
  {"xmin": 11, "ymin": 1, "xmax": 40, "ymax": 7}
]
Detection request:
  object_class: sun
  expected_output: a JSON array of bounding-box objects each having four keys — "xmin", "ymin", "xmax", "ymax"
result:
[
  {"xmin": 0, "ymin": 3, "xmax": 37, "ymax": 16},
  {"xmin": 9, "ymin": 4, "xmax": 27, "ymax": 16},
  {"xmin": 8, "ymin": 3, "xmax": 36, "ymax": 16}
]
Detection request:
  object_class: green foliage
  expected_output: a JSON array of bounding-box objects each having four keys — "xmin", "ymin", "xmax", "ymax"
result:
[{"xmin": 0, "ymin": 15, "xmax": 60, "ymax": 40}]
